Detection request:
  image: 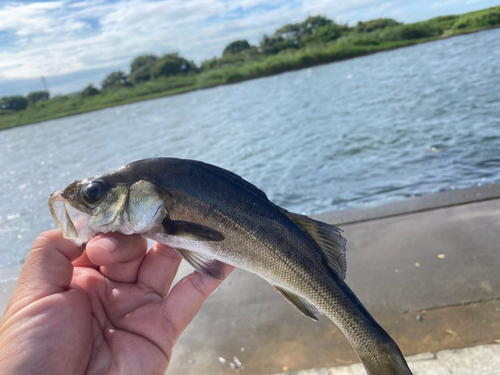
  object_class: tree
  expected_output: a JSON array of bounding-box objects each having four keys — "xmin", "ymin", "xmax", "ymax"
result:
[
  {"xmin": 131, "ymin": 54, "xmax": 158, "ymax": 73},
  {"xmin": 301, "ymin": 15, "xmax": 333, "ymax": 31},
  {"xmin": 302, "ymin": 24, "xmax": 342, "ymax": 44},
  {"xmin": 150, "ymin": 53, "xmax": 195, "ymax": 79},
  {"xmin": 130, "ymin": 55, "xmax": 158, "ymax": 84},
  {"xmin": 222, "ymin": 40, "xmax": 251, "ymax": 56},
  {"xmin": 81, "ymin": 84, "xmax": 100, "ymax": 97},
  {"xmin": 200, "ymin": 57, "xmax": 219, "ymax": 71},
  {"xmin": 259, "ymin": 34, "xmax": 297, "ymax": 55},
  {"xmin": 26, "ymin": 91, "xmax": 50, "ymax": 104},
  {"xmin": 260, "ymin": 15, "xmax": 338, "ymax": 54},
  {"xmin": 355, "ymin": 18, "xmax": 401, "ymax": 33},
  {"xmin": 101, "ymin": 71, "xmax": 130, "ymax": 90},
  {"xmin": 273, "ymin": 15, "xmax": 332, "ymax": 40},
  {"xmin": 0, "ymin": 96, "xmax": 28, "ymax": 111}
]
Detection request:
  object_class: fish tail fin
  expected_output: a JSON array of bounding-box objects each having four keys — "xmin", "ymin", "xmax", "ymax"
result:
[
  {"xmin": 363, "ymin": 332, "xmax": 413, "ymax": 375},
  {"xmin": 321, "ymin": 275, "xmax": 413, "ymax": 375},
  {"xmin": 330, "ymin": 306, "xmax": 413, "ymax": 374}
]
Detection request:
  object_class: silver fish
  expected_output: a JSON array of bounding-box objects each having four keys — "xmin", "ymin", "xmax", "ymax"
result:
[{"xmin": 49, "ymin": 158, "xmax": 412, "ymax": 375}]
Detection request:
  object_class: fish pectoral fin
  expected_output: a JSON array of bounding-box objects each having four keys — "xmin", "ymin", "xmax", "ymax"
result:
[
  {"xmin": 175, "ymin": 248, "xmax": 226, "ymax": 280},
  {"xmin": 162, "ymin": 219, "xmax": 224, "ymax": 241},
  {"xmin": 284, "ymin": 211, "xmax": 347, "ymax": 279},
  {"xmin": 274, "ymin": 287, "xmax": 322, "ymax": 322}
]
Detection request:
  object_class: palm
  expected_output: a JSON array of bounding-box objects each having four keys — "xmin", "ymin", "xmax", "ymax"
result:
[
  {"xmin": 0, "ymin": 230, "xmax": 233, "ymax": 375},
  {"xmin": 73, "ymin": 267, "xmax": 169, "ymax": 374}
]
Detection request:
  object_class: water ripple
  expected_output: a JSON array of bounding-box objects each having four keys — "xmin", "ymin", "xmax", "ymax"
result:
[{"xmin": 0, "ymin": 29, "xmax": 500, "ymax": 268}]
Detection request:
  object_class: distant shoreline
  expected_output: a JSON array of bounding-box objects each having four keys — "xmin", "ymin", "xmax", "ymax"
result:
[{"xmin": 1, "ymin": 6, "xmax": 499, "ymax": 131}]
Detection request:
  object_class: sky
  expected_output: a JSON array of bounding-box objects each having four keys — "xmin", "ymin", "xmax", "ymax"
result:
[{"xmin": 0, "ymin": 0, "xmax": 498, "ymax": 96}]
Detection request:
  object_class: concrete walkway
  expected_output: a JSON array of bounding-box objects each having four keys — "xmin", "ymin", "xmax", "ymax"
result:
[{"xmin": 267, "ymin": 344, "xmax": 500, "ymax": 375}]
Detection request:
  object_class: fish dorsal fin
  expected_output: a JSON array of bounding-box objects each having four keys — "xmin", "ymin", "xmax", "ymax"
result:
[
  {"xmin": 162, "ymin": 219, "xmax": 224, "ymax": 242},
  {"xmin": 175, "ymin": 248, "xmax": 226, "ymax": 280},
  {"xmin": 274, "ymin": 287, "xmax": 322, "ymax": 321},
  {"xmin": 284, "ymin": 211, "xmax": 347, "ymax": 279}
]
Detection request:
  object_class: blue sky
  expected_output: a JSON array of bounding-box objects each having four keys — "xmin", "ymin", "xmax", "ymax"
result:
[{"xmin": 0, "ymin": 0, "xmax": 499, "ymax": 96}]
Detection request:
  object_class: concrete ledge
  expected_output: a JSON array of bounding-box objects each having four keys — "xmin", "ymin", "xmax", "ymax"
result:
[
  {"xmin": 267, "ymin": 344, "xmax": 500, "ymax": 375},
  {"xmin": 312, "ymin": 184, "xmax": 500, "ymax": 225}
]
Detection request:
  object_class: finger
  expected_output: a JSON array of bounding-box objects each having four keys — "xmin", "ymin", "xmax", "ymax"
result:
[
  {"xmin": 72, "ymin": 250, "xmax": 98, "ymax": 269},
  {"xmin": 5, "ymin": 229, "xmax": 82, "ymax": 318},
  {"xmin": 86, "ymin": 233, "xmax": 146, "ymax": 266},
  {"xmin": 137, "ymin": 242, "xmax": 182, "ymax": 297},
  {"xmin": 162, "ymin": 263, "xmax": 235, "ymax": 345},
  {"xmin": 86, "ymin": 233, "xmax": 147, "ymax": 283}
]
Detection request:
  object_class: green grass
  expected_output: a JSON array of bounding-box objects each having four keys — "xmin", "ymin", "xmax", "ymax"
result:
[{"xmin": 1, "ymin": 5, "xmax": 499, "ymax": 131}]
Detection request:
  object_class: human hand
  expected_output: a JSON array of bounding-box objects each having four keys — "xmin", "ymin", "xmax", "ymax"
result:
[{"xmin": 0, "ymin": 229, "xmax": 234, "ymax": 375}]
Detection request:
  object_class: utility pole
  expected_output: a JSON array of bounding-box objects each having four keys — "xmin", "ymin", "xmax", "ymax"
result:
[{"xmin": 41, "ymin": 76, "xmax": 49, "ymax": 92}]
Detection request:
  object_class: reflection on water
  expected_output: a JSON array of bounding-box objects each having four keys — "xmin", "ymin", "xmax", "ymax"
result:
[{"xmin": 0, "ymin": 29, "xmax": 499, "ymax": 268}]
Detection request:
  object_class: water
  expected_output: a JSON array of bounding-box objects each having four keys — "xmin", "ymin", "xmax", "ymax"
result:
[{"xmin": 1, "ymin": 29, "xmax": 499, "ymax": 269}]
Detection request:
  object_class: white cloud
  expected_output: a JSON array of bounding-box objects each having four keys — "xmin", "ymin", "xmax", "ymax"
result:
[
  {"xmin": 0, "ymin": 2, "xmax": 64, "ymax": 35},
  {"xmin": 429, "ymin": 0, "xmax": 460, "ymax": 9},
  {"xmin": 0, "ymin": 0, "xmax": 402, "ymax": 82},
  {"xmin": 0, "ymin": 0, "xmax": 495, "ymax": 94}
]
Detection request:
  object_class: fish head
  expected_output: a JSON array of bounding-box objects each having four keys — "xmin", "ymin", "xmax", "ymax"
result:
[{"xmin": 49, "ymin": 167, "xmax": 167, "ymax": 247}]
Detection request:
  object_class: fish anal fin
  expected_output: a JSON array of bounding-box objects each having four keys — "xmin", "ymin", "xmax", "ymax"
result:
[
  {"xmin": 163, "ymin": 219, "xmax": 224, "ymax": 242},
  {"xmin": 285, "ymin": 211, "xmax": 347, "ymax": 279},
  {"xmin": 274, "ymin": 287, "xmax": 321, "ymax": 322},
  {"xmin": 175, "ymin": 248, "xmax": 226, "ymax": 280}
]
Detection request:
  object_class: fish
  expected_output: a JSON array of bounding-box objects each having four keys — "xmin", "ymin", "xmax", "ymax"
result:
[{"xmin": 48, "ymin": 158, "xmax": 413, "ymax": 375}]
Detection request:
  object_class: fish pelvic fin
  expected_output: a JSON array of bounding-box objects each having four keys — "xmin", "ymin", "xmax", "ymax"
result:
[
  {"xmin": 284, "ymin": 211, "xmax": 347, "ymax": 279},
  {"xmin": 175, "ymin": 248, "xmax": 226, "ymax": 280},
  {"xmin": 274, "ymin": 287, "xmax": 322, "ymax": 322}
]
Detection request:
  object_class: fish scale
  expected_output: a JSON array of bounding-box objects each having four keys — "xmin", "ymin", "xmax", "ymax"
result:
[{"xmin": 49, "ymin": 157, "xmax": 412, "ymax": 375}]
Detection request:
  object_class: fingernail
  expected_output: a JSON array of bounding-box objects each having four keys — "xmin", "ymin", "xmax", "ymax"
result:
[{"xmin": 92, "ymin": 236, "xmax": 119, "ymax": 253}]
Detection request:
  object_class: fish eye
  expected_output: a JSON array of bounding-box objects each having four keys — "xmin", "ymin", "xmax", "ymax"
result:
[{"xmin": 82, "ymin": 180, "xmax": 107, "ymax": 205}]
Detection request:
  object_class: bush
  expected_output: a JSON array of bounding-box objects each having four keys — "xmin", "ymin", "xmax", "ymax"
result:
[
  {"xmin": 302, "ymin": 24, "xmax": 343, "ymax": 45},
  {"xmin": 434, "ymin": 15, "xmax": 459, "ymax": 21},
  {"xmin": 260, "ymin": 15, "xmax": 336, "ymax": 55},
  {"xmin": 26, "ymin": 91, "xmax": 50, "ymax": 103},
  {"xmin": 101, "ymin": 71, "xmax": 130, "ymax": 90},
  {"xmin": 424, "ymin": 15, "xmax": 459, "ymax": 30},
  {"xmin": 130, "ymin": 55, "xmax": 158, "ymax": 84},
  {"xmin": 151, "ymin": 53, "xmax": 195, "ymax": 79},
  {"xmin": 356, "ymin": 18, "xmax": 401, "ymax": 33},
  {"xmin": 453, "ymin": 7, "xmax": 500, "ymax": 30},
  {"xmin": 81, "ymin": 84, "xmax": 100, "ymax": 97},
  {"xmin": 50, "ymin": 95, "xmax": 70, "ymax": 103},
  {"xmin": 0, "ymin": 96, "xmax": 28, "ymax": 111},
  {"xmin": 260, "ymin": 34, "xmax": 299, "ymax": 55},
  {"xmin": 130, "ymin": 67, "xmax": 152, "ymax": 84},
  {"xmin": 379, "ymin": 23, "xmax": 442, "ymax": 41},
  {"xmin": 201, "ymin": 53, "xmax": 255, "ymax": 71},
  {"xmin": 223, "ymin": 40, "xmax": 251, "ymax": 56},
  {"xmin": 225, "ymin": 72, "xmax": 245, "ymax": 83},
  {"xmin": 131, "ymin": 55, "xmax": 157, "ymax": 73},
  {"xmin": 130, "ymin": 76, "xmax": 196, "ymax": 96},
  {"xmin": 352, "ymin": 39, "xmax": 380, "ymax": 46}
]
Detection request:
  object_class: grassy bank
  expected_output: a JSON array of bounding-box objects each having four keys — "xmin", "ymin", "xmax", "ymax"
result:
[{"xmin": 1, "ymin": 5, "xmax": 499, "ymax": 131}]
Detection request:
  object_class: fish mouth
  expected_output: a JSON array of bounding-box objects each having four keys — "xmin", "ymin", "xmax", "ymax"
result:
[{"xmin": 49, "ymin": 191, "xmax": 94, "ymax": 247}]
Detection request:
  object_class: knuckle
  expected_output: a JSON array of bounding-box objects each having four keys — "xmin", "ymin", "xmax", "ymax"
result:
[
  {"xmin": 152, "ymin": 244, "xmax": 181, "ymax": 261},
  {"xmin": 187, "ymin": 272, "xmax": 213, "ymax": 299}
]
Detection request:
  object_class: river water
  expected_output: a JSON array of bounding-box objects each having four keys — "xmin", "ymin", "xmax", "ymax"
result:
[{"xmin": 1, "ymin": 29, "xmax": 499, "ymax": 270}]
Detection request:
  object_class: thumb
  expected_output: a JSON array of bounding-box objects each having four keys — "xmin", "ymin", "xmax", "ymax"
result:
[{"xmin": 3, "ymin": 229, "xmax": 83, "ymax": 319}]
